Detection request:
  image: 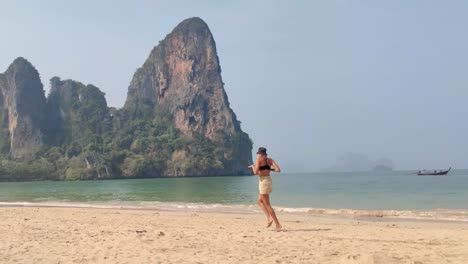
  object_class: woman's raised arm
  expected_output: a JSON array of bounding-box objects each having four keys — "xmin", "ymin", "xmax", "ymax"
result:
[
  {"xmin": 271, "ymin": 159, "xmax": 281, "ymax": 173},
  {"xmin": 248, "ymin": 154, "xmax": 262, "ymax": 175}
]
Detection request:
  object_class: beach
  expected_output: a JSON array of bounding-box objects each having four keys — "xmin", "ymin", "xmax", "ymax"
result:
[{"xmin": 1, "ymin": 207, "xmax": 467, "ymax": 264}]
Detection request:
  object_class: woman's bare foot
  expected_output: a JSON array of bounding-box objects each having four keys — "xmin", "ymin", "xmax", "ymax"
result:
[
  {"xmin": 275, "ymin": 224, "xmax": 282, "ymax": 232},
  {"xmin": 267, "ymin": 218, "xmax": 273, "ymax": 228}
]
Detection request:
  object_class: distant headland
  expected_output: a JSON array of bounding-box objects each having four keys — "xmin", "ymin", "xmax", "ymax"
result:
[{"xmin": 323, "ymin": 153, "xmax": 394, "ymax": 172}]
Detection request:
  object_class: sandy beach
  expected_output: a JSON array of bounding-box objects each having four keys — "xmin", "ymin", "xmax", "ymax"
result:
[{"xmin": 0, "ymin": 207, "xmax": 467, "ymax": 264}]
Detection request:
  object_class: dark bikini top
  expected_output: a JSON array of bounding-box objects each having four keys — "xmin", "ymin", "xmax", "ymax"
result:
[{"xmin": 259, "ymin": 157, "xmax": 272, "ymax": 171}]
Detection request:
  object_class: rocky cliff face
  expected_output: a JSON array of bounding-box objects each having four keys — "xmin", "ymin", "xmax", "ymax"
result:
[
  {"xmin": 46, "ymin": 77, "xmax": 111, "ymax": 146},
  {"xmin": 0, "ymin": 73, "xmax": 9, "ymax": 153},
  {"xmin": 125, "ymin": 17, "xmax": 252, "ymax": 175},
  {"xmin": 0, "ymin": 17, "xmax": 252, "ymax": 179},
  {"xmin": 0, "ymin": 58, "xmax": 46, "ymax": 158}
]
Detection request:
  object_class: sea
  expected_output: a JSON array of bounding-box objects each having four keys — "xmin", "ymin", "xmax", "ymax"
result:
[{"xmin": 1, "ymin": 170, "xmax": 468, "ymax": 222}]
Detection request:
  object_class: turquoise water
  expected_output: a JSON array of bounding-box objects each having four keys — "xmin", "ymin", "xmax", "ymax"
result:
[{"xmin": 1, "ymin": 170, "xmax": 468, "ymax": 214}]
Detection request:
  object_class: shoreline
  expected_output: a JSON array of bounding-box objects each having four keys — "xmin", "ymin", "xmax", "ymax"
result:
[
  {"xmin": 1, "ymin": 206, "xmax": 468, "ymax": 263},
  {"xmin": 1, "ymin": 201, "xmax": 468, "ymax": 223}
]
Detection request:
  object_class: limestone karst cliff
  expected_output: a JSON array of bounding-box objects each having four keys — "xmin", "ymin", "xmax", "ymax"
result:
[
  {"xmin": 0, "ymin": 58, "xmax": 47, "ymax": 158},
  {"xmin": 46, "ymin": 77, "xmax": 112, "ymax": 146},
  {"xmin": 125, "ymin": 17, "xmax": 252, "ymax": 176},
  {"xmin": 0, "ymin": 17, "xmax": 252, "ymax": 181}
]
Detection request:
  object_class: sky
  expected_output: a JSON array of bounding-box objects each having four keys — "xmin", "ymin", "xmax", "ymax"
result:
[{"xmin": 1, "ymin": 0, "xmax": 467, "ymax": 172}]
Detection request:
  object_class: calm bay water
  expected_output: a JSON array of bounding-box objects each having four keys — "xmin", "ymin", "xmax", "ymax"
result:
[{"xmin": 1, "ymin": 170, "xmax": 468, "ymax": 214}]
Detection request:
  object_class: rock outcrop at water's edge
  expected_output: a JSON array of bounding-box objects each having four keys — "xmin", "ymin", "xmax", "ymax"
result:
[
  {"xmin": 124, "ymin": 17, "xmax": 252, "ymax": 176},
  {"xmin": 0, "ymin": 17, "xmax": 252, "ymax": 181}
]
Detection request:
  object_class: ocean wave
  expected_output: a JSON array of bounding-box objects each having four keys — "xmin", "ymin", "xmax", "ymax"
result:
[
  {"xmin": 1, "ymin": 201, "xmax": 467, "ymax": 222},
  {"xmin": 0, "ymin": 201, "xmax": 260, "ymax": 213},
  {"xmin": 276, "ymin": 206, "xmax": 468, "ymax": 222}
]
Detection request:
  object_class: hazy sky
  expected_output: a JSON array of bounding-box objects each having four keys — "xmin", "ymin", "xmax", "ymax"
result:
[{"xmin": 1, "ymin": 0, "xmax": 467, "ymax": 172}]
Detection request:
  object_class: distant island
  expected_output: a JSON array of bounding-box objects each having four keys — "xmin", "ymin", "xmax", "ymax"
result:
[
  {"xmin": 371, "ymin": 165, "xmax": 393, "ymax": 172},
  {"xmin": 0, "ymin": 17, "xmax": 252, "ymax": 181},
  {"xmin": 323, "ymin": 153, "xmax": 394, "ymax": 172}
]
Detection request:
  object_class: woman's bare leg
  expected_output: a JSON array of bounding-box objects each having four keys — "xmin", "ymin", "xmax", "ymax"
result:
[
  {"xmin": 260, "ymin": 194, "xmax": 281, "ymax": 232},
  {"xmin": 257, "ymin": 195, "xmax": 273, "ymax": 227}
]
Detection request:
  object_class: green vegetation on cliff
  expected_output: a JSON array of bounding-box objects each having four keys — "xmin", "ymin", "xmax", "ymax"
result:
[{"xmin": 0, "ymin": 78, "xmax": 248, "ymax": 181}]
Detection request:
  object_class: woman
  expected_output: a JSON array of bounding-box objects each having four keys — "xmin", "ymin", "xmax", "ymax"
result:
[{"xmin": 249, "ymin": 147, "xmax": 282, "ymax": 232}]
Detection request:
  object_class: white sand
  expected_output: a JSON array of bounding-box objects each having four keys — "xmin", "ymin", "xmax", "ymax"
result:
[{"xmin": 1, "ymin": 207, "xmax": 467, "ymax": 264}]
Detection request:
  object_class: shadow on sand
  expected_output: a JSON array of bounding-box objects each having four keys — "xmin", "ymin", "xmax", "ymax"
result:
[{"xmin": 282, "ymin": 228, "xmax": 332, "ymax": 232}]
